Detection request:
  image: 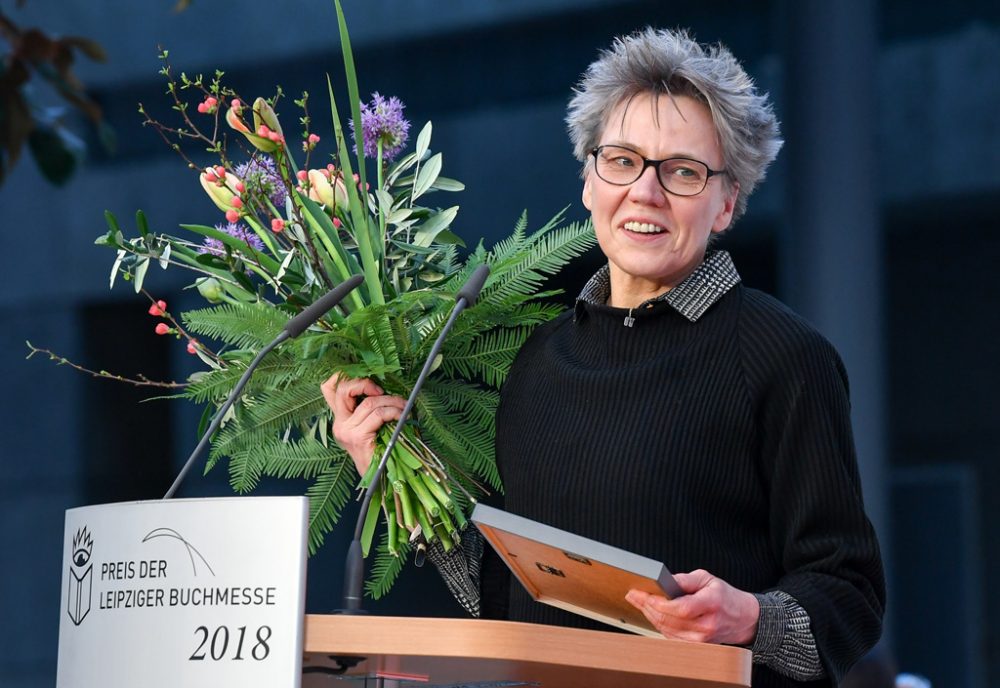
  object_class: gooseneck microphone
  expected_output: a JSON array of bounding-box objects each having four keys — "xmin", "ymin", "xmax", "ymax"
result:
[
  {"xmin": 162, "ymin": 274, "xmax": 364, "ymax": 499},
  {"xmin": 339, "ymin": 264, "xmax": 491, "ymax": 615}
]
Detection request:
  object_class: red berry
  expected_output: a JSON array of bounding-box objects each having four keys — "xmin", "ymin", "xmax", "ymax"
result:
[
  {"xmin": 296, "ymin": 170, "xmax": 308, "ymax": 182},
  {"xmin": 225, "ymin": 209, "xmax": 239, "ymax": 223},
  {"xmin": 271, "ymin": 218, "xmax": 285, "ymax": 233},
  {"xmin": 197, "ymin": 102, "xmax": 209, "ymax": 114},
  {"xmin": 148, "ymin": 304, "xmax": 162, "ymax": 316},
  {"xmin": 308, "ymin": 133, "xmax": 320, "ymax": 144},
  {"xmin": 155, "ymin": 323, "xmax": 170, "ymax": 335},
  {"xmin": 187, "ymin": 340, "xmax": 198, "ymax": 355},
  {"xmin": 230, "ymin": 197, "xmax": 243, "ymax": 209},
  {"xmin": 332, "ymin": 217, "xmax": 342, "ymax": 228},
  {"xmin": 235, "ymin": 181, "xmax": 245, "ymax": 193}
]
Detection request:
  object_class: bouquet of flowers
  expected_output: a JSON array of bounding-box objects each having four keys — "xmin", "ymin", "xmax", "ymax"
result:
[{"xmin": 34, "ymin": 1, "xmax": 594, "ymax": 596}]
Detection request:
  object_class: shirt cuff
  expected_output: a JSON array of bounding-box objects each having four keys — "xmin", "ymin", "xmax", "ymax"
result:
[{"xmin": 750, "ymin": 590, "xmax": 825, "ymax": 681}]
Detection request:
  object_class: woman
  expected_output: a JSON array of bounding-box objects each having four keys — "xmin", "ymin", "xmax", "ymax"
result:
[{"xmin": 322, "ymin": 27, "xmax": 885, "ymax": 687}]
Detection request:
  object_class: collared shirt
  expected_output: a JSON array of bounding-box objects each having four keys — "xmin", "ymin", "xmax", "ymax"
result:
[{"xmin": 575, "ymin": 249, "xmax": 742, "ymax": 323}]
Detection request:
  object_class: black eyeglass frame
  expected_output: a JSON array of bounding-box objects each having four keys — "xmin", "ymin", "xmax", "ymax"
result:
[{"xmin": 590, "ymin": 144, "xmax": 727, "ymax": 197}]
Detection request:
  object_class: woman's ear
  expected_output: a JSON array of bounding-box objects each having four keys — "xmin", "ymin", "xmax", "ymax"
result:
[
  {"xmin": 582, "ymin": 170, "xmax": 594, "ymax": 211},
  {"xmin": 711, "ymin": 181, "xmax": 739, "ymax": 234}
]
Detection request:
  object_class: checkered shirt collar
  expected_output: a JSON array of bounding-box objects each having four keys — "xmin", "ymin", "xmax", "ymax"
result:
[{"xmin": 575, "ymin": 250, "xmax": 741, "ymax": 323}]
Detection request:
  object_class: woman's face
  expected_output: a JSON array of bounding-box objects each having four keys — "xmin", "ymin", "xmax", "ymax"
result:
[{"xmin": 583, "ymin": 92, "xmax": 738, "ymax": 307}]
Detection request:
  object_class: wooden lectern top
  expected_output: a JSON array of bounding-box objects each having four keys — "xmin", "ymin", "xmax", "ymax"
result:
[{"xmin": 304, "ymin": 614, "xmax": 751, "ymax": 687}]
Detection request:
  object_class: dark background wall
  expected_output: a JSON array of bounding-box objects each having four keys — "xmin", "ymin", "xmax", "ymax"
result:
[{"xmin": 2, "ymin": 1, "xmax": 998, "ymax": 686}]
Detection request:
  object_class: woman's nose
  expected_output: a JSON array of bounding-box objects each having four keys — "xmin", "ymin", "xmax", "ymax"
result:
[{"xmin": 627, "ymin": 165, "xmax": 667, "ymax": 205}]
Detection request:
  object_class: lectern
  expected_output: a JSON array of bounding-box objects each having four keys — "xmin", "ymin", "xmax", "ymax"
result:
[{"xmin": 303, "ymin": 614, "xmax": 752, "ymax": 687}]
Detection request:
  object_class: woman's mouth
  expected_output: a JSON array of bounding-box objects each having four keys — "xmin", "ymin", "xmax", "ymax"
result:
[{"xmin": 623, "ymin": 221, "xmax": 667, "ymax": 235}]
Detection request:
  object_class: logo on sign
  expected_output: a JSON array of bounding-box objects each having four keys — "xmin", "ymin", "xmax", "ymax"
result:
[{"xmin": 67, "ymin": 527, "xmax": 93, "ymax": 626}]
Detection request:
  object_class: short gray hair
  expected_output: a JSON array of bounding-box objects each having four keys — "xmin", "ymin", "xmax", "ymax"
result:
[{"xmin": 566, "ymin": 28, "xmax": 783, "ymax": 223}]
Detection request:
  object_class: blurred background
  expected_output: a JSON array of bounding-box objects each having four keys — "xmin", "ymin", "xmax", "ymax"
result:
[{"xmin": 2, "ymin": 1, "xmax": 998, "ymax": 686}]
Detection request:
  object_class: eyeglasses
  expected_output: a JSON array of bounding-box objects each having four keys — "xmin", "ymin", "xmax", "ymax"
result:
[{"xmin": 590, "ymin": 145, "xmax": 727, "ymax": 197}]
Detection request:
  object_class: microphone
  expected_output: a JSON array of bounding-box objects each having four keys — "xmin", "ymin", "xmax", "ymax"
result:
[
  {"xmin": 339, "ymin": 264, "xmax": 490, "ymax": 615},
  {"xmin": 284, "ymin": 274, "xmax": 365, "ymax": 338},
  {"xmin": 162, "ymin": 274, "xmax": 364, "ymax": 499}
]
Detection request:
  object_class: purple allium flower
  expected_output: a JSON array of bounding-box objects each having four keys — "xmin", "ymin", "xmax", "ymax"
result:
[
  {"xmin": 350, "ymin": 92, "xmax": 410, "ymax": 161},
  {"xmin": 199, "ymin": 222, "xmax": 265, "ymax": 256},
  {"xmin": 234, "ymin": 156, "xmax": 287, "ymax": 207}
]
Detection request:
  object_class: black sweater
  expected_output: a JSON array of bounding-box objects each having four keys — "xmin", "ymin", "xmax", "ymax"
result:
[{"xmin": 489, "ymin": 283, "xmax": 885, "ymax": 687}]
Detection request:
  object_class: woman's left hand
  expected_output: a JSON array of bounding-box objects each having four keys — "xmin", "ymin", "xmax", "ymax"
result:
[{"xmin": 625, "ymin": 569, "xmax": 760, "ymax": 645}]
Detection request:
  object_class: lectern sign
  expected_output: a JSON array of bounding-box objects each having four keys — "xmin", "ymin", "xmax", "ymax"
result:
[{"xmin": 57, "ymin": 497, "xmax": 307, "ymax": 688}]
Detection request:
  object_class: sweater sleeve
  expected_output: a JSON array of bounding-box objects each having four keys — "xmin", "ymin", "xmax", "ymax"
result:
[
  {"xmin": 751, "ymin": 591, "xmax": 824, "ymax": 680},
  {"xmin": 747, "ymin": 319, "xmax": 886, "ymax": 684}
]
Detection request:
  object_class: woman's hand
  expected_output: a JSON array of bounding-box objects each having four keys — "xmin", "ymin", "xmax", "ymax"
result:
[
  {"xmin": 320, "ymin": 373, "xmax": 407, "ymax": 475},
  {"xmin": 625, "ymin": 569, "xmax": 760, "ymax": 645}
]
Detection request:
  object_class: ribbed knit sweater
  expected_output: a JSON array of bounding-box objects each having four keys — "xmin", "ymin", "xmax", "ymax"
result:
[{"xmin": 487, "ymin": 272, "xmax": 885, "ymax": 687}]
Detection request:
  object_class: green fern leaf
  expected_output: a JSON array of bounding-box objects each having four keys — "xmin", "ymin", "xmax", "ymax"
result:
[
  {"xmin": 182, "ymin": 302, "xmax": 288, "ymax": 349},
  {"xmin": 365, "ymin": 535, "xmax": 411, "ymax": 599},
  {"xmin": 257, "ymin": 436, "xmax": 345, "ymax": 480},
  {"xmin": 227, "ymin": 446, "xmax": 265, "ymax": 493},
  {"xmin": 306, "ymin": 459, "xmax": 357, "ymax": 554}
]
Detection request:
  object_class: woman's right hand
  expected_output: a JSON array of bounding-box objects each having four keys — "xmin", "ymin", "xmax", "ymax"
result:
[{"xmin": 320, "ymin": 373, "xmax": 407, "ymax": 476}]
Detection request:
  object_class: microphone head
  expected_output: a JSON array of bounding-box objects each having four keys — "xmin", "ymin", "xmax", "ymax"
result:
[
  {"xmin": 284, "ymin": 274, "xmax": 364, "ymax": 338},
  {"xmin": 455, "ymin": 264, "xmax": 490, "ymax": 307}
]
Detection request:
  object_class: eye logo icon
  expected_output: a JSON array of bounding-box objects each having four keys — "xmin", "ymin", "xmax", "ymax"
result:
[{"xmin": 67, "ymin": 527, "xmax": 94, "ymax": 626}]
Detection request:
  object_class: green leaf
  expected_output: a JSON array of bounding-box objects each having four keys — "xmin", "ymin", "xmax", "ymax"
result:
[
  {"xmin": 159, "ymin": 242, "xmax": 172, "ymax": 269},
  {"xmin": 326, "ymin": 76, "xmax": 385, "ymax": 313},
  {"xmin": 376, "ymin": 188, "xmax": 394, "ymax": 221},
  {"xmin": 414, "ymin": 121, "xmax": 432, "ymax": 161},
  {"xmin": 412, "ymin": 152, "xmax": 442, "ymax": 202},
  {"xmin": 228, "ymin": 446, "xmax": 265, "ymax": 493},
  {"xmin": 110, "ymin": 249, "xmax": 125, "ymax": 289},
  {"xmin": 258, "ymin": 436, "xmax": 345, "ymax": 480},
  {"xmin": 297, "ymin": 194, "xmax": 362, "ymax": 294},
  {"xmin": 306, "ymin": 460, "xmax": 356, "ymax": 554},
  {"xmin": 432, "ymin": 229, "xmax": 465, "ymax": 247},
  {"xmin": 133, "ymin": 256, "xmax": 149, "ymax": 293},
  {"xmin": 183, "ymin": 302, "xmax": 288, "ymax": 349},
  {"xmin": 366, "ymin": 536, "xmax": 410, "ymax": 599},
  {"xmin": 104, "ymin": 210, "xmax": 122, "ymax": 236},
  {"xmin": 413, "ymin": 206, "xmax": 458, "ymax": 248},
  {"xmin": 387, "ymin": 207, "xmax": 414, "ymax": 225},
  {"xmin": 275, "ymin": 249, "xmax": 295, "ymax": 284},
  {"xmin": 431, "ymin": 176, "xmax": 464, "ymax": 192},
  {"xmin": 136, "ymin": 209, "xmax": 150, "ymax": 239},
  {"xmin": 360, "ymin": 484, "xmax": 383, "ymax": 557}
]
